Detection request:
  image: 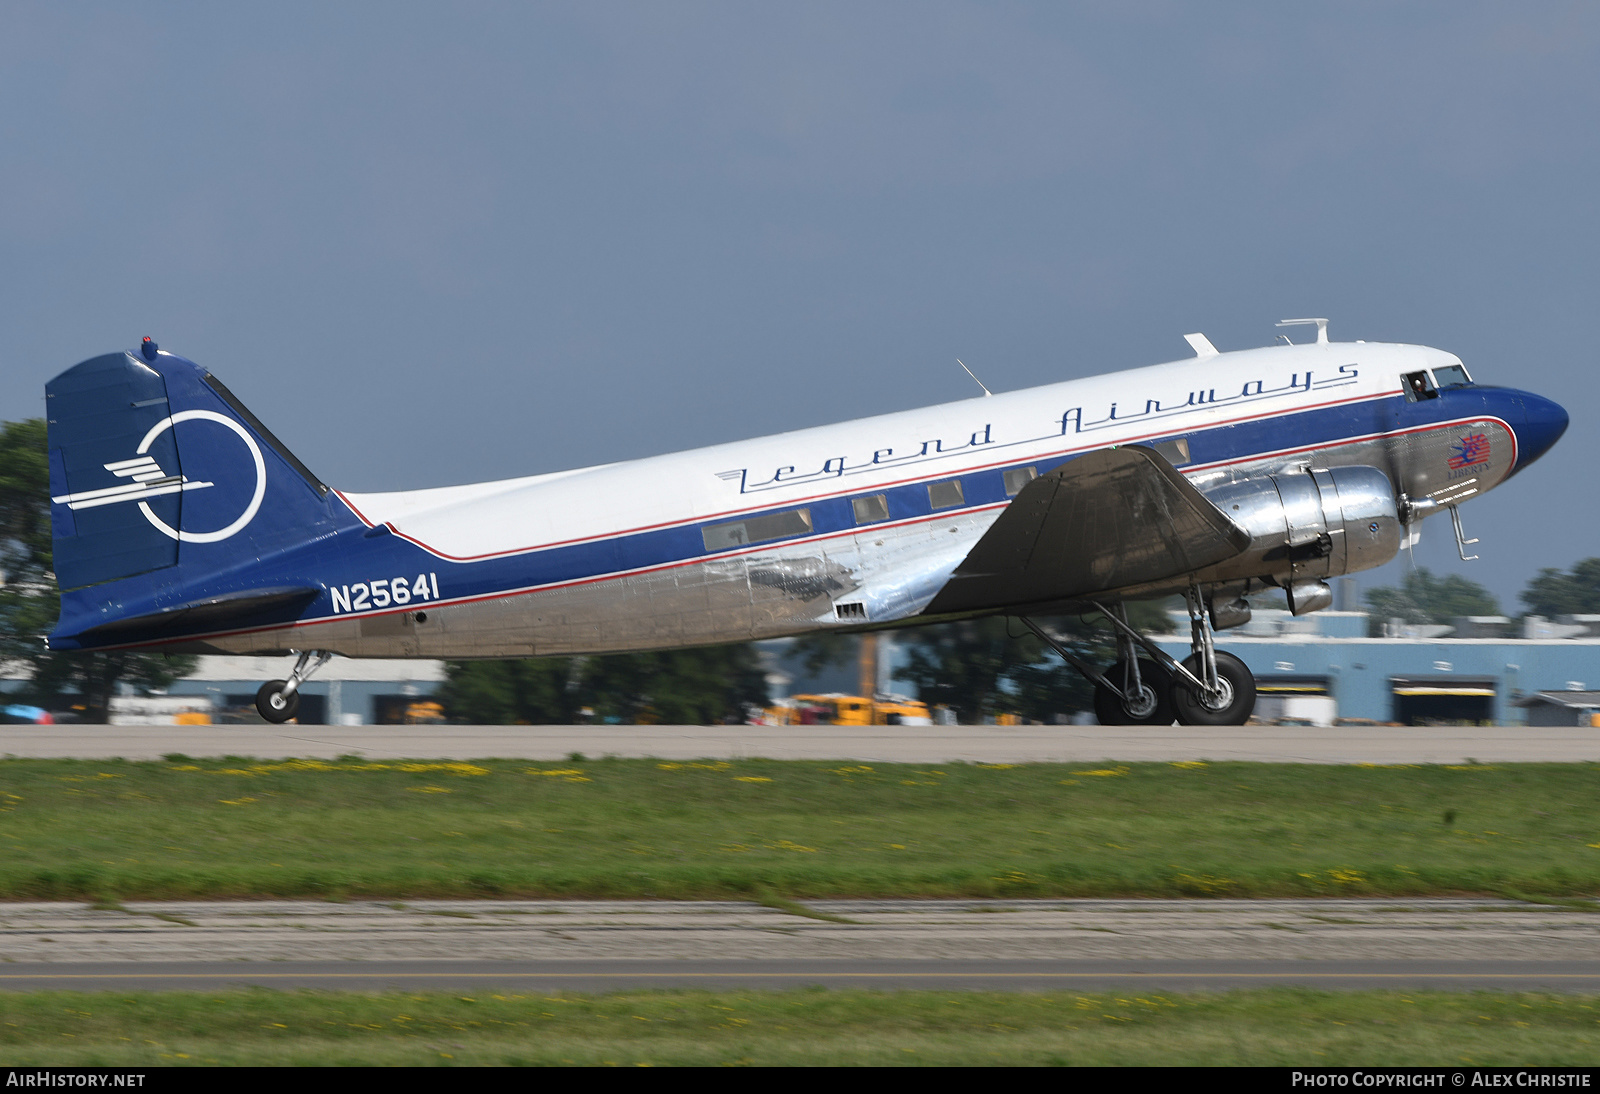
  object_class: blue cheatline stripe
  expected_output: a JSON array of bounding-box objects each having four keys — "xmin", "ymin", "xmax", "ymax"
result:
[{"xmin": 60, "ymin": 387, "xmax": 1517, "ymax": 649}]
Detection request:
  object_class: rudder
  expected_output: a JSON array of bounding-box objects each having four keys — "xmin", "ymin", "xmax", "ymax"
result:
[
  {"xmin": 47, "ymin": 341, "xmax": 343, "ymax": 644},
  {"xmin": 47, "ymin": 351, "xmax": 184, "ymax": 590}
]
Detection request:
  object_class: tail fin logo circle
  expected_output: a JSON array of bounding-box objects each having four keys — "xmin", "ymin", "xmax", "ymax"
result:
[{"xmin": 136, "ymin": 410, "xmax": 266, "ymax": 543}]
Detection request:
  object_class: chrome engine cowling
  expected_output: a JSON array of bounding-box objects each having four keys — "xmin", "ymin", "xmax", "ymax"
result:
[{"xmin": 1196, "ymin": 465, "xmax": 1402, "ymax": 612}]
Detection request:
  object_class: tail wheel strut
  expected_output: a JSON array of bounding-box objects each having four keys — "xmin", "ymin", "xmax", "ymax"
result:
[{"xmin": 255, "ymin": 650, "xmax": 333, "ymax": 724}]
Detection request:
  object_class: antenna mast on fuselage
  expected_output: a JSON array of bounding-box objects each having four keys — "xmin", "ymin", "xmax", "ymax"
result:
[
  {"xmin": 956, "ymin": 358, "xmax": 993, "ymax": 397},
  {"xmin": 1276, "ymin": 317, "xmax": 1329, "ymax": 345}
]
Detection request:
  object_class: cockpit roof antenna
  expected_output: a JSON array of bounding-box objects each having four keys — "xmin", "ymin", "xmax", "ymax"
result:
[
  {"xmin": 1276, "ymin": 318, "xmax": 1330, "ymax": 345},
  {"xmin": 956, "ymin": 359, "xmax": 993, "ymax": 397}
]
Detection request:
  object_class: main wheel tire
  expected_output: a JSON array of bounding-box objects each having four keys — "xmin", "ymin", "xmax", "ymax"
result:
[
  {"xmin": 1169, "ymin": 651, "xmax": 1257, "ymax": 725},
  {"xmin": 255, "ymin": 680, "xmax": 300, "ymax": 724},
  {"xmin": 1093, "ymin": 658, "xmax": 1175, "ymax": 725}
]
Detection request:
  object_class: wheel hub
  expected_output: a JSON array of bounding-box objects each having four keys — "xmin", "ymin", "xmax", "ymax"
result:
[
  {"xmin": 1123, "ymin": 685, "xmax": 1158, "ymax": 720},
  {"xmin": 1198, "ymin": 676, "xmax": 1235, "ymax": 713}
]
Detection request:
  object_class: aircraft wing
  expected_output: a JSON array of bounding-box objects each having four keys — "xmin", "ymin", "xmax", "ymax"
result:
[{"xmin": 924, "ymin": 445, "xmax": 1251, "ymax": 614}]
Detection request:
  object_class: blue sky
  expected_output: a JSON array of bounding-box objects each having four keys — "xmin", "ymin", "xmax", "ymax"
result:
[{"xmin": 2, "ymin": 2, "xmax": 1595, "ymax": 609}]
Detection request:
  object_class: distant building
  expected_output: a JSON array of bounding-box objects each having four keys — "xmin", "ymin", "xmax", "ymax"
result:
[
  {"xmin": 0, "ymin": 654, "xmax": 447, "ymax": 724},
  {"xmin": 1156, "ymin": 610, "xmax": 1600, "ymax": 725},
  {"xmin": 1451, "ymin": 616, "xmax": 1513, "ymax": 639},
  {"xmin": 1516, "ymin": 690, "xmax": 1600, "ymax": 727},
  {"xmin": 164, "ymin": 655, "xmax": 445, "ymax": 725}
]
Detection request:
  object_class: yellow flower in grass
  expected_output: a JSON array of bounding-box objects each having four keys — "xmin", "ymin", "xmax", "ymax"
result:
[
  {"xmin": 397, "ymin": 762, "xmax": 489, "ymax": 776},
  {"xmin": 1173, "ymin": 872, "xmax": 1232, "ymax": 893}
]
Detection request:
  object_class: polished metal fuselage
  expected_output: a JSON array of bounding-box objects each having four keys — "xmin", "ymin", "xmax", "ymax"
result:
[{"xmin": 197, "ymin": 345, "xmax": 1529, "ymax": 660}]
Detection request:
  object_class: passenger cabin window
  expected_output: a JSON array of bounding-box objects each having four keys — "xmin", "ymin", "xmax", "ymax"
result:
[
  {"xmin": 702, "ymin": 508, "xmax": 813, "ymax": 551},
  {"xmin": 927, "ymin": 479, "xmax": 965, "ymax": 510},
  {"xmin": 1432, "ymin": 364, "xmax": 1472, "ymax": 389},
  {"xmin": 1401, "ymin": 370, "xmax": 1438, "ymax": 402},
  {"xmin": 1003, "ymin": 466, "xmax": 1038, "ymax": 496},
  {"xmin": 852, "ymin": 494, "xmax": 890, "ymax": 524}
]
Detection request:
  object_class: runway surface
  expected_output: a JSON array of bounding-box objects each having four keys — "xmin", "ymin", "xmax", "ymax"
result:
[
  {"xmin": 3, "ymin": 723, "xmax": 1597, "ymax": 763},
  {"xmin": 0, "ymin": 898, "xmax": 1595, "ymax": 992}
]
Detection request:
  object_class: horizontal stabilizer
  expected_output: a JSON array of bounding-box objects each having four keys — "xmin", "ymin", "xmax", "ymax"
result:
[
  {"xmin": 78, "ymin": 586, "xmax": 321, "ymax": 639},
  {"xmin": 926, "ymin": 445, "xmax": 1250, "ymax": 614}
]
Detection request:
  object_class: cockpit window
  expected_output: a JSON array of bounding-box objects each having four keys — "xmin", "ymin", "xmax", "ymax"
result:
[
  {"xmin": 1431, "ymin": 364, "xmax": 1472, "ymax": 389},
  {"xmin": 1401, "ymin": 370, "xmax": 1438, "ymax": 402}
]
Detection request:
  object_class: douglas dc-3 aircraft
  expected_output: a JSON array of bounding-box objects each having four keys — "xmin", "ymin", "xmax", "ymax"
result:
[{"xmin": 43, "ymin": 320, "xmax": 1567, "ymax": 726}]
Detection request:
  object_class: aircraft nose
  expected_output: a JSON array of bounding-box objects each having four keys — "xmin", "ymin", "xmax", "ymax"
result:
[{"xmin": 1514, "ymin": 390, "xmax": 1568, "ymax": 473}]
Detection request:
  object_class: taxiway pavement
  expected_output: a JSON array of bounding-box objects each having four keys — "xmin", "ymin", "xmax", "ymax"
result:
[{"xmin": 0, "ymin": 899, "xmax": 1596, "ymax": 992}]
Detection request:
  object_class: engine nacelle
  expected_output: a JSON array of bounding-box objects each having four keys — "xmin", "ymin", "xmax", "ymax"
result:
[{"xmin": 1196, "ymin": 465, "xmax": 1402, "ymax": 612}]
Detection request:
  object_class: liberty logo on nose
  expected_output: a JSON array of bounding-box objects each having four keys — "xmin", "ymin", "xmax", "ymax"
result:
[
  {"xmin": 1448, "ymin": 433, "xmax": 1490, "ymax": 470},
  {"xmin": 50, "ymin": 410, "xmax": 266, "ymax": 543}
]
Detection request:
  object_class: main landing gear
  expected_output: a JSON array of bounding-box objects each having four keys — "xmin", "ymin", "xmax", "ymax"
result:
[
  {"xmin": 1020, "ymin": 585, "xmax": 1257, "ymax": 726},
  {"xmin": 255, "ymin": 650, "xmax": 333, "ymax": 724}
]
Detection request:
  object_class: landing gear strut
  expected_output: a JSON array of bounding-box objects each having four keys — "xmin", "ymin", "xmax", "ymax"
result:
[
  {"xmin": 1166, "ymin": 587, "xmax": 1256, "ymax": 725},
  {"xmin": 255, "ymin": 650, "xmax": 333, "ymax": 724},
  {"xmin": 1020, "ymin": 584, "xmax": 1257, "ymax": 726},
  {"xmin": 1093, "ymin": 656, "xmax": 1174, "ymax": 726},
  {"xmin": 1019, "ymin": 612, "xmax": 1172, "ymax": 725}
]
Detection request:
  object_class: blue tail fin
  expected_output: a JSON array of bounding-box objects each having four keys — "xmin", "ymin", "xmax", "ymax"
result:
[{"xmin": 47, "ymin": 343, "xmax": 345, "ymax": 647}]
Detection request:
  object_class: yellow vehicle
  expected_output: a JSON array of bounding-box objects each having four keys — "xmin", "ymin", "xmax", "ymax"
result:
[
  {"xmin": 766, "ymin": 693, "xmax": 932, "ymax": 726},
  {"xmin": 404, "ymin": 700, "xmax": 446, "ymax": 725}
]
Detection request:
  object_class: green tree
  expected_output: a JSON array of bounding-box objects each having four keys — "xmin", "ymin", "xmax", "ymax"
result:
[
  {"xmin": 0, "ymin": 420, "xmax": 55, "ymax": 680},
  {"xmin": 439, "ymin": 643, "xmax": 769, "ymax": 725},
  {"xmin": 786, "ymin": 632, "xmax": 858, "ymax": 678},
  {"xmin": 1521, "ymin": 558, "xmax": 1600, "ymax": 618},
  {"xmin": 899, "ymin": 617, "xmax": 1036, "ymax": 721},
  {"xmin": 579, "ymin": 645, "xmax": 769, "ymax": 724},
  {"xmin": 436, "ymin": 658, "xmax": 579, "ymax": 724},
  {"xmin": 1006, "ymin": 651, "xmax": 1099, "ymax": 723},
  {"xmin": 0, "ymin": 418, "xmax": 195, "ymax": 720},
  {"xmin": 1362, "ymin": 567, "xmax": 1499, "ymax": 634},
  {"xmin": 0, "ymin": 420, "xmax": 50, "ymax": 575},
  {"xmin": 896, "ymin": 604, "xmax": 1165, "ymax": 723}
]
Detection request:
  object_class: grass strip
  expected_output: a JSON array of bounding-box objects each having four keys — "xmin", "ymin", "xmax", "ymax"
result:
[
  {"xmin": 0, "ymin": 757, "xmax": 1598, "ymax": 899},
  {"xmin": 0, "ymin": 988, "xmax": 1596, "ymax": 1066}
]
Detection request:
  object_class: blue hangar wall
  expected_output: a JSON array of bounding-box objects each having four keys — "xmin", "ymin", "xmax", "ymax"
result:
[{"xmin": 1152, "ymin": 634, "xmax": 1600, "ymax": 723}]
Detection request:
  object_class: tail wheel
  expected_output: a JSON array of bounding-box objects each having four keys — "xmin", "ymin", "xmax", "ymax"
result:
[
  {"xmin": 1093, "ymin": 658, "xmax": 1175, "ymax": 725},
  {"xmin": 255, "ymin": 680, "xmax": 300, "ymax": 724},
  {"xmin": 1169, "ymin": 651, "xmax": 1257, "ymax": 725}
]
